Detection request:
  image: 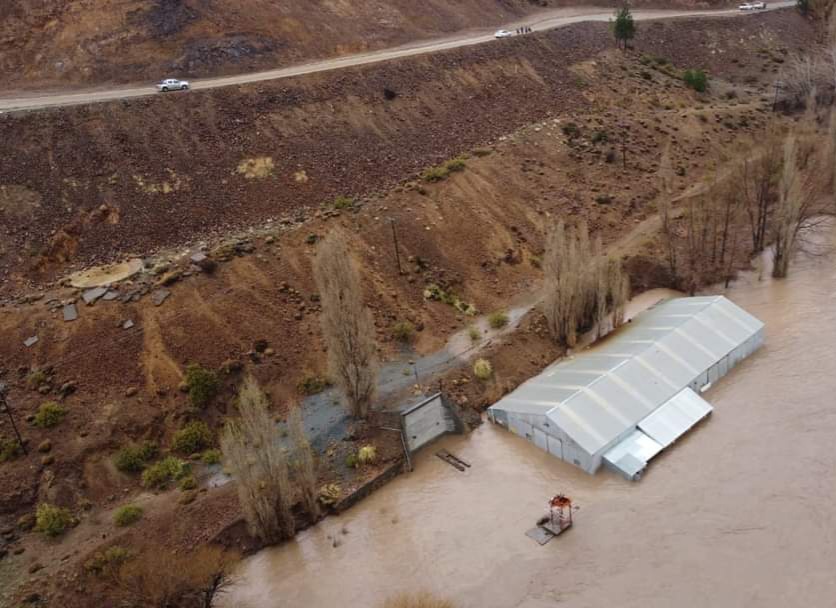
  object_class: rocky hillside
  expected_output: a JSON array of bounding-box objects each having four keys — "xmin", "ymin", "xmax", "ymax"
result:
[{"xmin": 0, "ymin": 0, "xmax": 736, "ymax": 89}]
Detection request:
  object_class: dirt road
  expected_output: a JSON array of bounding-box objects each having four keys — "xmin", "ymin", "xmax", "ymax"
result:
[{"xmin": 0, "ymin": 3, "xmax": 793, "ymax": 114}]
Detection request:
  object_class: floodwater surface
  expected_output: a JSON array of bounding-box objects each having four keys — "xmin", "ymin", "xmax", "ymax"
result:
[{"xmin": 223, "ymin": 232, "xmax": 836, "ymax": 608}]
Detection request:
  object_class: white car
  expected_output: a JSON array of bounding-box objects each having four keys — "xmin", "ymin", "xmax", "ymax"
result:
[
  {"xmin": 156, "ymin": 78, "xmax": 190, "ymax": 92},
  {"xmin": 738, "ymin": 2, "xmax": 754, "ymax": 9},
  {"xmin": 494, "ymin": 30, "xmax": 513, "ymax": 39}
]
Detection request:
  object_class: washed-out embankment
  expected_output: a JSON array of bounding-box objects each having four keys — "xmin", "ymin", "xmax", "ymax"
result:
[{"xmin": 0, "ymin": 9, "xmax": 810, "ymax": 295}]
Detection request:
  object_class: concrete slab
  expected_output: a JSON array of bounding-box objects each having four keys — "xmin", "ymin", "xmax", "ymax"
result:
[
  {"xmin": 103, "ymin": 290, "xmax": 119, "ymax": 301},
  {"xmin": 525, "ymin": 526, "xmax": 554, "ymax": 545},
  {"xmin": 82, "ymin": 287, "xmax": 107, "ymax": 305},
  {"xmin": 62, "ymin": 304, "xmax": 78, "ymax": 322},
  {"xmin": 69, "ymin": 258, "xmax": 143, "ymax": 289},
  {"xmin": 151, "ymin": 289, "xmax": 170, "ymax": 306},
  {"xmin": 23, "ymin": 336, "xmax": 39, "ymax": 347}
]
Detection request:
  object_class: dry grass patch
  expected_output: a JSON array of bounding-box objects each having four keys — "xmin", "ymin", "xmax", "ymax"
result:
[{"xmin": 237, "ymin": 157, "xmax": 275, "ymax": 179}]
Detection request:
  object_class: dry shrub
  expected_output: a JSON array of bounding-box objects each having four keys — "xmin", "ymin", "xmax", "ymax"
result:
[
  {"xmin": 288, "ymin": 405, "xmax": 320, "ymax": 520},
  {"xmin": 381, "ymin": 591, "xmax": 456, "ymax": 608},
  {"xmin": 313, "ymin": 232, "xmax": 378, "ymax": 419},
  {"xmin": 117, "ymin": 545, "xmax": 239, "ymax": 608},
  {"xmin": 473, "ymin": 358, "xmax": 493, "ymax": 381},
  {"xmin": 542, "ymin": 221, "xmax": 629, "ymax": 347},
  {"xmin": 221, "ymin": 376, "xmax": 294, "ymax": 543}
]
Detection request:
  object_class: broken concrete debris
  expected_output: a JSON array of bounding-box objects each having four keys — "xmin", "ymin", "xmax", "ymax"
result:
[
  {"xmin": 62, "ymin": 304, "xmax": 78, "ymax": 322},
  {"xmin": 151, "ymin": 289, "xmax": 170, "ymax": 306},
  {"xmin": 122, "ymin": 320, "xmax": 135, "ymax": 330},
  {"xmin": 23, "ymin": 336, "xmax": 38, "ymax": 347},
  {"xmin": 81, "ymin": 287, "xmax": 107, "ymax": 305}
]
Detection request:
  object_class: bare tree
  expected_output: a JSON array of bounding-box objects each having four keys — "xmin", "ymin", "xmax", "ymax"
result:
[
  {"xmin": 117, "ymin": 546, "xmax": 239, "ymax": 608},
  {"xmin": 288, "ymin": 404, "xmax": 320, "ymax": 520},
  {"xmin": 542, "ymin": 221, "xmax": 629, "ymax": 347},
  {"xmin": 771, "ymin": 134, "xmax": 824, "ymax": 277},
  {"xmin": 313, "ymin": 232, "xmax": 378, "ymax": 419},
  {"xmin": 742, "ymin": 135, "xmax": 783, "ymax": 254},
  {"xmin": 221, "ymin": 376, "xmax": 294, "ymax": 543},
  {"xmin": 657, "ymin": 142, "xmax": 679, "ymax": 277}
]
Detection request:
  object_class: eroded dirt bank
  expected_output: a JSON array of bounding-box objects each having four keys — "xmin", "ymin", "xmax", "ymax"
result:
[
  {"xmin": 222, "ymin": 228, "xmax": 836, "ymax": 608},
  {"xmin": 0, "ymin": 9, "xmax": 811, "ymax": 294}
]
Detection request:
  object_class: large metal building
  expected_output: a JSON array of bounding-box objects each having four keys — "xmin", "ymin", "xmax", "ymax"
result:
[{"xmin": 487, "ymin": 296, "xmax": 764, "ymax": 479}]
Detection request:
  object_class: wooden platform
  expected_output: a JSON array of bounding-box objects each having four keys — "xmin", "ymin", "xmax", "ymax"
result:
[{"xmin": 435, "ymin": 449, "xmax": 471, "ymax": 472}]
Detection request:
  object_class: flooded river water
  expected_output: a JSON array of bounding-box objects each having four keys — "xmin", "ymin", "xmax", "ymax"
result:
[{"xmin": 224, "ymin": 230, "xmax": 836, "ymax": 608}]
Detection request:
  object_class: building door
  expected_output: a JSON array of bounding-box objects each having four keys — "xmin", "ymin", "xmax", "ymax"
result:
[{"xmin": 533, "ymin": 427, "xmax": 548, "ymax": 452}]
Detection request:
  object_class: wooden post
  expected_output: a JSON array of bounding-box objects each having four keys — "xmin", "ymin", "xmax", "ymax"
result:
[
  {"xmin": 390, "ymin": 218, "xmax": 403, "ymax": 275},
  {"xmin": 0, "ymin": 384, "xmax": 26, "ymax": 454}
]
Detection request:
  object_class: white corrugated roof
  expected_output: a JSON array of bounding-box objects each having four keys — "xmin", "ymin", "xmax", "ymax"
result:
[
  {"xmin": 639, "ymin": 387, "xmax": 713, "ymax": 447},
  {"xmin": 489, "ymin": 296, "xmax": 763, "ymax": 455}
]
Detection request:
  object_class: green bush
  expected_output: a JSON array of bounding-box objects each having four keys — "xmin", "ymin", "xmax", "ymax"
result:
[
  {"xmin": 683, "ymin": 69, "xmax": 708, "ymax": 93},
  {"xmin": 0, "ymin": 436, "xmax": 22, "ymax": 463},
  {"xmin": 561, "ymin": 123, "xmax": 580, "ymax": 139},
  {"xmin": 172, "ymin": 421, "xmax": 213, "ymax": 455},
  {"xmin": 201, "ymin": 448, "xmax": 222, "ymax": 465},
  {"xmin": 392, "ymin": 321, "xmax": 416, "ymax": 342},
  {"xmin": 444, "ymin": 157, "xmax": 467, "ymax": 173},
  {"xmin": 468, "ymin": 326, "xmax": 482, "ymax": 342},
  {"xmin": 420, "ymin": 156, "xmax": 468, "ymax": 182},
  {"xmin": 488, "ymin": 311, "xmax": 509, "ymax": 330},
  {"xmin": 345, "ymin": 453, "xmax": 359, "ymax": 468},
  {"xmin": 473, "ymin": 359, "xmax": 493, "ymax": 381},
  {"xmin": 84, "ymin": 546, "xmax": 132, "ymax": 576},
  {"xmin": 184, "ymin": 364, "xmax": 220, "ymax": 408},
  {"xmin": 33, "ymin": 401, "xmax": 66, "ymax": 428},
  {"xmin": 113, "ymin": 505, "xmax": 143, "ymax": 527},
  {"xmin": 35, "ymin": 503, "xmax": 74, "ymax": 537},
  {"xmin": 421, "ymin": 166, "xmax": 450, "ymax": 183},
  {"xmin": 332, "ymin": 195, "xmax": 355, "ymax": 210},
  {"xmin": 358, "ymin": 445, "xmax": 377, "ymax": 465},
  {"xmin": 114, "ymin": 441, "xmax": 159, "ymax": 473},
  {"xmin": 297, "ymin": 374, "xmax": 331, "ymax": 395},
  {"xmin": 179, "ymin": 475, "xmax": 197, "ymax": 491},
  {"xmin": 591, "ymin": 131, "xmax": 609, "ymax": 144},
  {"xmin": 26, "ymin": 369, "xmax": 48, "ymax": 389},
  {"xmin": 141, "ymin": 457, "xmax": 189, "ymax": 489}
]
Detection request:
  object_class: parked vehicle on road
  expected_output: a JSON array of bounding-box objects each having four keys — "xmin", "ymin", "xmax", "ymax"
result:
[
  {"xmin": 494, "ymin": 30, "xmax": 513, "ymax": 39},
  {"xmin": 738, "ymin": 2, "xmax": 755, "ymax": 9},
  {"xmin": 156, "ymin": 78, "xmax": 190, "ymax": 92}
]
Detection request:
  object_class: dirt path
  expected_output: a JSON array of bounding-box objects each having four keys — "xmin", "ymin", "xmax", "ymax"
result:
[{"xmin": 0, "ymin": 3, "xmax": 792, "ymax": 113}]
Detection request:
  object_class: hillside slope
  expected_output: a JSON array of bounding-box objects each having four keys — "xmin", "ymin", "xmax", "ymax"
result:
[{"xmin": 0, "ymin": 0, "xmax": 734, "ymax": 89}]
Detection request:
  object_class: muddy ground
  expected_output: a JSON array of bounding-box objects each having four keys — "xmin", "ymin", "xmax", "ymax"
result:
[
  {"xmin": 0, "ymin": 8, "xmax": 816, "ymax": 608},
  {"xmin": 0, "ymin": 0, "xmax": 741, "ymax": 89}
]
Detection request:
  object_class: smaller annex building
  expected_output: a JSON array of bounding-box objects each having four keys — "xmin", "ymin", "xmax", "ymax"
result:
[{"xmin": 488, "ymin": 296, "xmax": 764, "ymax": 480}]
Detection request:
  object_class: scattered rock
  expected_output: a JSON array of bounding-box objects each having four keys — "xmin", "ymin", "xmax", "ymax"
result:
[
  {"xmin": 151, "ymin": 289, "xmax": 171, "ymax": 306},
  {"xmin": 103, "ymin": 290, "xmax": 120, "ymax": 301},
  {"xmin": 82, "ymin": 287, "xmax": 107, "ymax": 305},
  {"xmin": 122, "ymin": 320, "xmax": 135, "ymax": 330},
  {"xmin": 41, "ymin": 455, "xmax": 55, "ymax": 466},
  {"xmin": 37, "ymin": 439, "xmax": 52, "ymax": 453},
  {"xmin": 62, "ymin": 304, "xmax": 78, "ymax": 322},
  {"xmin": 23, "ymin": 336, "xmax": 38, "ymax": 348},
  {"xmin": 17, "ymin": 514, "xmax": 35, "ymax": 531},
  {"xmin": 125, "ymin": 387, "xmax": 138, "ymax": 397}
]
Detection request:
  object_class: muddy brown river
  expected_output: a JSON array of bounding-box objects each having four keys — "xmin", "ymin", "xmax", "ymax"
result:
[{"xmin": 224, "ymin": 231, "xmax": 836, "ymax": 608}]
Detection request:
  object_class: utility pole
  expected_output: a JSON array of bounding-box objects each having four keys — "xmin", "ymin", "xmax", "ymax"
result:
[
  {"xmin": 390, "ymin": 218, "xmax": 403, "ymax": 275},
  {"xmin": 772, "ymin": 80, "xmax": 782, "ymax": 112},
  {"xmin": 0, "ymin": 383, "xmax": 26, "ymax": 454},
  {"xmin": 621, "ymin": 124, "xmax": 628, "ymax": 170}
]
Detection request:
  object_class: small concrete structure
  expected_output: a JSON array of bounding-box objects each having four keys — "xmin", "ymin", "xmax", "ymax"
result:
[
  {"xmin": 488, "ymin": 296, "xmax": 764, "ymax": 480},
  {"xmin": 400, "ymin": 393, "xmax": 463, "ymax": 453}
]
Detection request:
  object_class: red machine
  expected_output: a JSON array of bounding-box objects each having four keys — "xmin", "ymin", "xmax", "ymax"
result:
[{"xmin": 538, "ymin": 494, "xmax": 575, "ymax": 536}]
